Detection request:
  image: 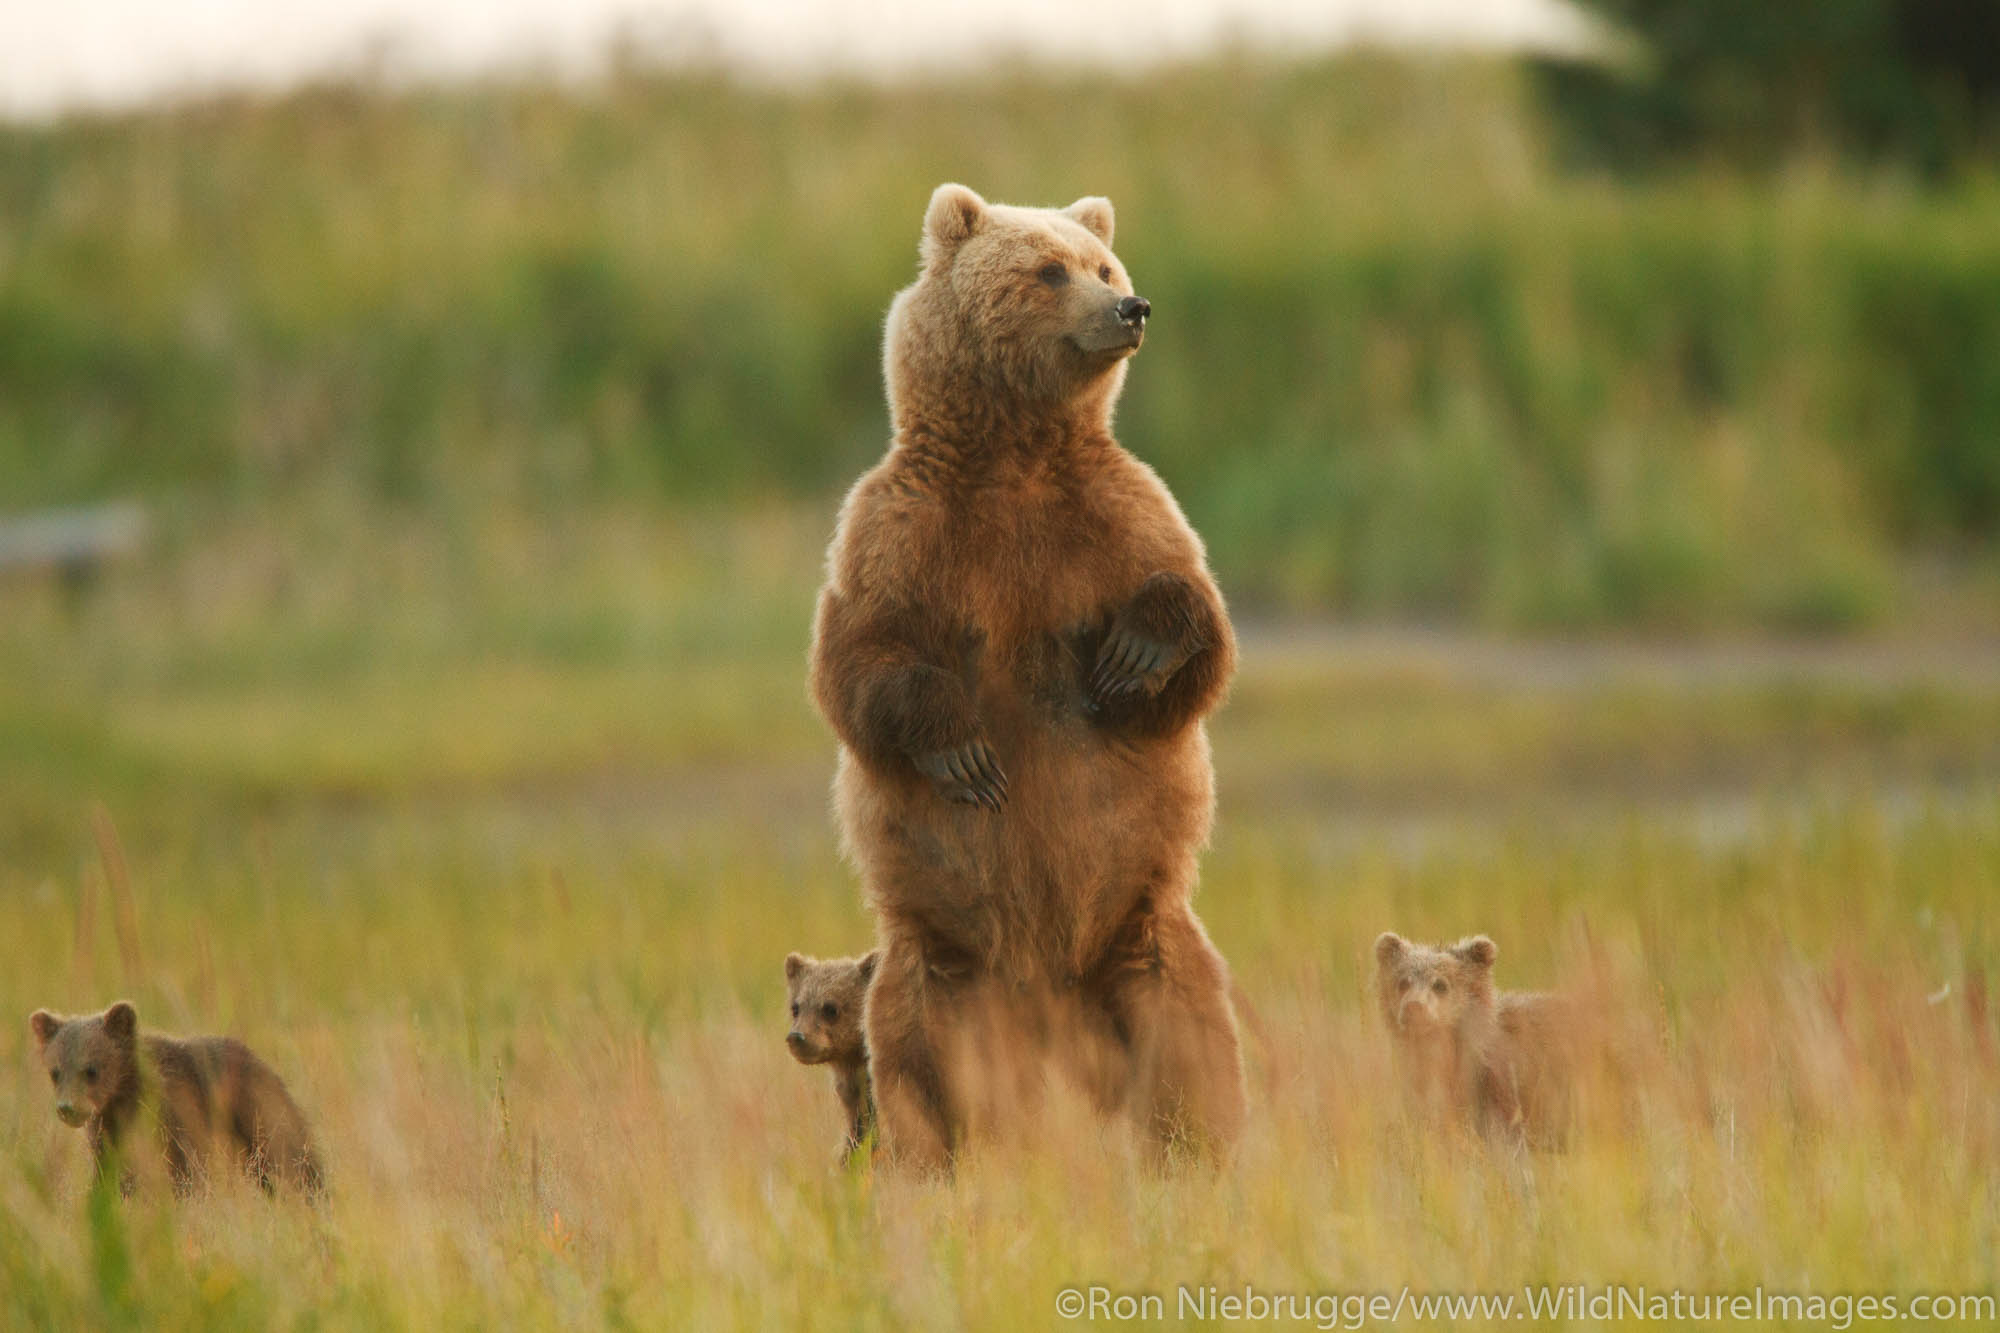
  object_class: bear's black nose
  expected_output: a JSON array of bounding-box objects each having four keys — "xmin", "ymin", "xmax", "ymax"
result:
[
  {"xmin": 786, "ymin": 1031, "xmax": 805, "ymax": 1048},
  {"xmin": 1117, "ymin": 295, "xmax": 1151, "ymax": 325}
]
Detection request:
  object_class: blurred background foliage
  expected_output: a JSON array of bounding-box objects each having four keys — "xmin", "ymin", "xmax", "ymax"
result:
[
  {"xmin": 1539, "ymin": 0, "xmax": 2000, "ymax": 174},
  {"xmin": 1, "ymin": 49, "xmax": 1998, "ymax": 631}
]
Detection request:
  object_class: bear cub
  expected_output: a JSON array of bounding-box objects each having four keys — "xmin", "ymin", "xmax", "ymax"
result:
[
  {"xmin": 783, "ymin": 951, "xmax": 879, "ymax": 1163},
  {"xmin": 1373, "ymin": 932, "xmax": 1582, "ymax": 1148},
  {"xmin": 31, "ymin": 1001, "xmax": 325, "ymax": 1198}
]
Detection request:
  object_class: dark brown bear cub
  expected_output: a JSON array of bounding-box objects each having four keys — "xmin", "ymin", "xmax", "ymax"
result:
[
  {"xmin": 784, "ymin": 951, "xmax": 879, "ymax": 1163},
  {"xmin": 31, "ymin": 1001, "xmax": 325, "ymax": 1198}
]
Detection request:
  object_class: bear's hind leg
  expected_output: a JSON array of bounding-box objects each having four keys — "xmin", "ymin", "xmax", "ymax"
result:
[
  {"xmin": 1102, "ymin": 906, "xmax": 1247, "ymax": 1163},
  {"xmin": 864, "ymin": 944, "xmax": 957, "ymax": 1173}
]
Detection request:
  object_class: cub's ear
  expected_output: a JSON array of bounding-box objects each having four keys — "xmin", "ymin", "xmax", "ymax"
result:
[
  {"xmin": 922, "ymin": 183, "xmax": 987, "ymax": 265},
  {"xmin": 785, "ymin": 953, "xmax": 806, "ymax": 983},
  {"xmin": 102, "ymin": 1001, "xmax": 138, "ymax": 1042},
  {"xmin": 1373, "ymin": 932, "xmax": 1407, "ymax": 969},
  {"xmin": 1453, "ymin": 936, "xmax": 1498, "ymax": 969},
  {"xmin": 1063, "ymin": 195, "xmax": 1115, "ymax": 247},
  {"xmin": 29, "ymin": 1010, "xmax": 61, "ymax": 1050},
  {"xmin": 857, "ymin": 949, "xmax": 881, "ymax": 983}
]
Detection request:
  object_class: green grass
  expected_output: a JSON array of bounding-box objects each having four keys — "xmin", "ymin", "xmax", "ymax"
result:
[
  {"xmin": 3, "ymin": 57, "xmax": 1999, "ymax": 627},
  {"xmin": 3, "ymin": 511, "xmax": 2000, "ymax": 1328},
  {"xmin": 2, "ymin": 500, "xmax": 1995, "ymax": 827}
]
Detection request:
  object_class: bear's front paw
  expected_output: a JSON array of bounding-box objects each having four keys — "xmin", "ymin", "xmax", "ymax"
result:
[
  {"xmin": 1088, "ymin": 625, "xmax": 1188, "ymax": 707},
  {"xmin": 913, "ymin": 739, "xmax": 1009, "ymax": 811}
]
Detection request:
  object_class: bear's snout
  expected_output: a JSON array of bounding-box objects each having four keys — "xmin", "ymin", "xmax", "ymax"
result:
[
  {"xmin": 1397, "ymin": 993, "xmax": 1442, "ymax": 1029},
  {"xmin": 1117, "ymin": 295, "xmax": 1151, "ymax": 326},
  {"xmin": 54, "ymin": 1100, "xmax": 86, "ymax": 1127}
]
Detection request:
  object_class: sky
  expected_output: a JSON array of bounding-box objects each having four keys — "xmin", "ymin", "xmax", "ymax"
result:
[{"xmin": 0, "ymin": 0, "xmax": 1599, "ymax": 120}]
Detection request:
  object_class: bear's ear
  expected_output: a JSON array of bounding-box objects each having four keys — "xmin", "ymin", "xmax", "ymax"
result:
[
  {"xmin": 29, "ymin": 1010, "xmax": 61, "ymax": 1050},
  {"xmin": 922, "ymin": 183, "xmax": 987, "ymax": 265},
  {"xmin": 785, "ymin": 953, "xmax": 806, "ymax": 983},
  {"xmin": 1373, "ymin": 932, "xmax": 1407, "ymax": 969},
  {"xmin": 1063, "ymin": 195, "xmax": 1115, "ymax": 247},
  {"xmin": 1453, "ymin": 936, "xmax": 1498, "ymax": 969},
  {"xmin": 857, "ymin": 949, "xmax": 881, "ymax": 983},
  {"xmin": 102, "ymin": 1001, "xmax": 138, "ymax": 1043}
]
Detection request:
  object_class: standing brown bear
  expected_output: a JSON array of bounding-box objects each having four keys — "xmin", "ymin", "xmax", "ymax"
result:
[{"xmin": 809, "ymin": 184, "xmax": 1244, "ymax": 1170}]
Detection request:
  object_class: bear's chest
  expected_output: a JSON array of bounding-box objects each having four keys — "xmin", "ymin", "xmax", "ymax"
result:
[
  {"xmin": 933, "ymin": 483, "xmax": 1122, "ymax": 626},
  {"xmin": 961, "ymin": 567, "xmax": 1119, "ymax": 728}
]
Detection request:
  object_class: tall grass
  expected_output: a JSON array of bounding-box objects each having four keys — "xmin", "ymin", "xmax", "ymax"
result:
[
  {"xmin": 3, "ymin": 58, "xmax": 1998, "ymax": 626},
  {"xmin": 3, "ymin": 502, "xmax": 1998, "ymax": 1325},
  {"xmin": 3, "ymin": 784, "xmax": 1996, "ymax": 1328}
]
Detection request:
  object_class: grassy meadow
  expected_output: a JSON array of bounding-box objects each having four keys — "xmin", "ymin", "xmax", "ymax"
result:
[
  {"xmin": 3, "ymin": 503, "xmax": 1999, "ymax": 1328},
  {"xmin": 2, "ymin": 51, "xmax": 1999, "ymax": 1331}
]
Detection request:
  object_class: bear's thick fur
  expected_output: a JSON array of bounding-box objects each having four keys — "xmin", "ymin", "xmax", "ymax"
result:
[
  {"xmin": 30, "ymin": 1001, "xmax": 325, "ymax": 1197},
  {"xmin": 809, "ymin": 184, "xmax": 1244, "ymax": 1169}
]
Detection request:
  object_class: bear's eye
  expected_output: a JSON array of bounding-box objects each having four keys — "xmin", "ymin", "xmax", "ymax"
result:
[
  {"xmin": 83, "ymin": 1066, "xmax": 98, "ymax": 1082},
  {"xmin": 821, "ymin": 1002, "xmax": 839, "ymax": 1022},
  {"xmin": 1037, "ymin": 261, "xmax": 1068, "ymax": 287},
  {"xmin": 1431, "ymin": 979, "xmax": 1448, "ymax": 995},
  {"xmin": 49, "ymin": 1069, "xmax": 59, "ymax": 1084},
  {"xmin": 789, "ymin": 1002, "xmax": 799, "ymax": 1019},
  {"xmin": 1099, "ymin": 264, "xmax": 1112, "ymax": 282}
]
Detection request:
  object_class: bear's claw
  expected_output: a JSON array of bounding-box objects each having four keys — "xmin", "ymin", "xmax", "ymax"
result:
[
  {"xmin": 915, "ymin": 739, "xmax": 1008, "ymax": 810},
  {"xmin": 1089, "ymin": 627, "xmax": 1177, "ymax": 703}
]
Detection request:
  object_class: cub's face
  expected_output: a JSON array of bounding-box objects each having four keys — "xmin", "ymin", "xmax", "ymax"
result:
[
  {"xmin": 783, "ymin": 951, "xmax": 878, "ymax": 1065},
  {"xmin": 29, "ymin": 1002, "xmax": 138, "ymax": 1127},
  {"xmin": 1374, "ymin": 934, "xmax": 1497, "ymax": 1037},
  {"xmin": 890, "ymin": 183, "xmax": 1147, "ymax": 408}
]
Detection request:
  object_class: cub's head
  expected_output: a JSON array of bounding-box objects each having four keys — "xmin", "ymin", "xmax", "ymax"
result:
[
  {"xmin": 885, "ymin": 183, "xmax": 1147, "ymax": 421},
  {"xmin": 784, "ymin": 950, "xmax": 878, "ymax": 1066},
  {"xmin": 29, "ymin": 1002, "xmax": 140, "ymax": 1127},
  {"xmin": 1373, "ymin": 934, "xmax": 1498, "ymax": 1037}
]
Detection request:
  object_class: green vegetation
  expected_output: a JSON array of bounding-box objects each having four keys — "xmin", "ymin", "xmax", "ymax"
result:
[
  {"xmin": 4, "ymin": 611, "xmax": 1998, "ymax": 1326},
  {"xmin": 3, "ymin": 480, "xmax": 1999, "ymax": 1326},
  {"xmin": 3, "ymin": 58, "xmax": 1998, "ymax": 626}
]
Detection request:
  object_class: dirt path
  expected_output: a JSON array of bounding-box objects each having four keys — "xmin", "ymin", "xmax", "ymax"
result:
[{"xmin": 1238, "ymin": 623, "xmax": 2000, "ymax": 691}]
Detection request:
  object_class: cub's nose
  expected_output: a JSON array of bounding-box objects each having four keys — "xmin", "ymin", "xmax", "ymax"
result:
[
  {"xmin": 1117, "ymin": 295, "xmax": 1151, "ymax": 325},
  {"xmin": 786, "ymin": 1031, "xmax": 806, "ymax": 1050}
]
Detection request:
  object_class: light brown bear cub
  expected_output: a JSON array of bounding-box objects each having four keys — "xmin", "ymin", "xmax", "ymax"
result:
[
  {"xmin": 31, "ymin": 1001, "xmax": 325, "ymax": 1198},
  {"xmin": 1374, "ymin": 933, "xmax": 1580, "ymax": 1148},
  {"xmin": 784, "ymin": 951, "xmax": 879, "ymax": 1162}
]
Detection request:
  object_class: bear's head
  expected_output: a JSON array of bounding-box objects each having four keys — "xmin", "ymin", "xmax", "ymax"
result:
[
  {"xmin": 1373, "ymin": 934, "xmax": 1497, "ymax": 1038},
  {"xmin": 784, "ymin": 950, "xmax": 878, "ymax": 1066},
  {"xmin": 884, "ymin": 183, "xmax": 1148, "ymax": 431},
  {"xmin": 29, "ymin": 1001, "xmax": 140, "ymax": 1127}
]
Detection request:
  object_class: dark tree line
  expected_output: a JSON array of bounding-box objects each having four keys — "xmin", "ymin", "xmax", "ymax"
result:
[{"xmin": 1539, "ymin": 0, "xmax": 2000, "ymax": 173}]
